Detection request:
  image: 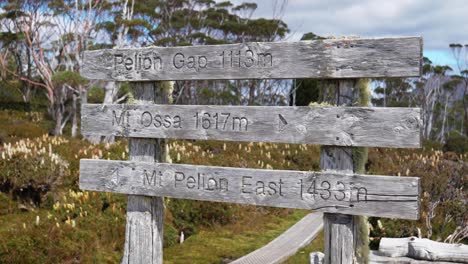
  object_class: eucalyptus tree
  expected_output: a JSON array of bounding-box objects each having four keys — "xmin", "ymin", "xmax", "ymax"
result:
[
  {"xmin": 449, "ymin": 43, "xmax": 468, "ymax": 136},
  {"xmin": 0, "ymin": 0, "xmax": 107, "ymax": 136},
  {"xmin": 125, "ymin": 0, "xmax": 289, "ymax": 105}
]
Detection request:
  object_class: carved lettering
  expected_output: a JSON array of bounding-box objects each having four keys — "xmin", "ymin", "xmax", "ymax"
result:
[
  {"xmin": 140, "ymin": 112, "xmax": 182, "ymax": 129},
  {"xmin": 300, "ymin": 178, "xmax": 370, "ymax": 203},
  {"xmin": 112, "ymin": 110, "xmax": 130, "ymax": 127},
  {"xmin": 143, "ymin": 170, "xmax": 163, "ymax": 187},
  {"xmin": 114, "ymin": 52, "xmax": 162, "ymax": 72},
  {"xmin": 174, "ymin": 171, "xmax": 185, "ymax": 187},
  {"xmin": 193, "ymin": 112, "xmax": 248, "ymax": 131},
  {"xmin": 220, "ymin": 49, "xmax": 273, "ymax": 68},
  {"xmin": 244, "ymin": 179, "xmax": 283, "ymax": 196},
  {"xmin": 232, "ymin": 116, "xmax": 248, "ymax": 131},
  {"xmin": 356, "ymin": 187, "xmax": 368, "ymax": 202},
  {"xmin": 173, "ymin": 53, "xmax": 207, "ymax": 71},
  {"xmin": 241, "ymin": 176, "xmax": 252, "ymax": 194},
  {"xmin": 173, "ymin": 171, "xmax": 228, "ymax": 192},
  {"xmin": 258, "ymin": 53, "xmax": 273, "ymax": 67},
  {"xmin": 334, "ymin": 181, "xmax": 346, "ymax": 201}
]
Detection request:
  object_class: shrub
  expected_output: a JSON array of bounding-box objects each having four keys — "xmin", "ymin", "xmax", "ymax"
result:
[
  {"xmin": 444, "ymin": 132, "xmax": 468, "ymax": 154},
  {"xmin": 0, "ymin": 190, "xmax": 127, "ymax": 263},
  {"xmin": 87, "ymin": 86, "xmax": 105, "ymax": 103},
  {"xmin": 0, "ymin": 135, "xmax": 69, "ymax": 205},
  {"xmin": 368, "ymin": 147, "xmax": 467, "ymax": 244}
]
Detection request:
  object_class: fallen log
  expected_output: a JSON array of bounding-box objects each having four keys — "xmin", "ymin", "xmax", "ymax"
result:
[
  {"xmin": 369, "ymin": 251, "xmax": 463, "ymax": 264},
  {"xmin": 377, "ymin": 237, "xmax": 468, "ymax": 263},
  {"xmin": 379, "ymin": 237, "xmax": 410, "ymax": 257},
  {"xmin": 408, "ymin": 238, "xmax": 468, "ymax": 263}
]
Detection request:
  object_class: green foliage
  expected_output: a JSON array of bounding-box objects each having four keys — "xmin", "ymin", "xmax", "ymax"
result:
[
  {"xmin": 291, "ymin": 32, "xmax": 325, "ymax": 106},
  {"xmin": 0, "ymin": 192, "xmax": 17, "ymax": 215},
  {"xmin": 0, "ymin": 80, "xmax": 23, "ymax": 102},
  {"xmin": 422, "ymin": 139, "xmax": 444, "ymax": 151},
  {"xmin": 444, "ymin": 132, "xmax": 468, "ymax": 154},
  {"xmin": 164, "ymin": 222, "xmax": 179, "ymax": 248},
  {"xmin": 373, "ymin": 77, "xmax": 413, "ymax": 107},
  {"xmin": 87, "ymin": 86, "xmax": 105, "ymax": 103},
  {"xmin": 291, "ymin": 79, "xmax": 321, "ymax": 106},
  {"xmin": 300, "ymin": 32, "xmax": 324, "ymax": 41},
  {"xmin": 52, "ymin": 71, "xmax": 87, "ymax": 87}
]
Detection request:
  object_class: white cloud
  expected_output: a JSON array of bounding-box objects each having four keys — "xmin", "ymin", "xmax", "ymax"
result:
[{"xmin": 224, "ymin": 0, "xmax": 468, "ymax": 50}]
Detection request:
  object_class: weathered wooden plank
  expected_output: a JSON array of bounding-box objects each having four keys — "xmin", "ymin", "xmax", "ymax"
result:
[
  {"xmin": 81, "ymin": 104, "xmax": 421, "ymax": 148},
  {"xmin": 81, "ymin": 37, "xmax": 422, "ymax": 81},
  {"xmin": 79, "ymin": 159, "xmax": 420, "ymax": 220},
  {"xmin": 324, "ymin": 213, "xmax": 356, "ymax": 263}
]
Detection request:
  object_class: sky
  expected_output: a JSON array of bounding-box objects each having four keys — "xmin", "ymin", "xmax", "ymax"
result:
[{"xmin": 225, "ymin": 0, "xmax": 468, "ymax": 73}]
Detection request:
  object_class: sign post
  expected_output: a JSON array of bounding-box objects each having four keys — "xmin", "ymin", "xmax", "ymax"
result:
[
  {"xmin": 121, "ymin": 82, "xmax": 169, "ymax": 263},
  {"xmin": 79, "ymin": 37, "xmax": 423, "ymax": 264}
]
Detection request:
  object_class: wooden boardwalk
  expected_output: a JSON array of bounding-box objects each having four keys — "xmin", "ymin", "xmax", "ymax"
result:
[{"xmin": 231, "ymin": 212, "xmax": 323, "ymax": 264}]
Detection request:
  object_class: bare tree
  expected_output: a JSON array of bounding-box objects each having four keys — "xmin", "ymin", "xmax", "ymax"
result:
[{"xmin": 449, "ymin": 43, "xmax": 468, "ymax": 136}]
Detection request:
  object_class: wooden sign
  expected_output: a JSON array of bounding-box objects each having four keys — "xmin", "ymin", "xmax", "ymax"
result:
[
  {"xmin": 79, "ymin": 159, "xmax": 420, "ymax": 219},
  {"xmin": 81, "ymin": 104, "xmax": 421, "ymax": 148},
  {"xmin": 81, "ymin": 37, "xmax": 422, "ymax": 81}
]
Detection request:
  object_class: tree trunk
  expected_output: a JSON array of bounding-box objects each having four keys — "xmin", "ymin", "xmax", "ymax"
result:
[
  {"xmin": 103, "ymin": 81, "xmax": 120, "ymax": 104},
  {"xmin": 51, "ymin": 86, "xmax": 65, "ymax": 136},
  {"xmin": 100, "ymin": 81, "xmax": 121, "ymax": 143},
  {"xmin": 52, "ymin": 102, "xmax": 63, "ymax": 136},
  {"xmin": 71, "ymin": 93, "xmax": 78, "ymax": 138},
  {"xmin": 438, "ymin": 94, "xmax": 449, "ymax": 142},
  {"xmin": 249, "ymin": 80, "xmax": 256, "ymax": 105}
]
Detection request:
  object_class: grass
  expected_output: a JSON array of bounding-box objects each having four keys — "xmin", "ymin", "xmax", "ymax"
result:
[
  {"xmin": 0, "ymin": 110, "xmax": 50, "ymax": 143},
  {"xmin": 165, "ymin": 209, "xmax": 309, "ymax": 264},
  {"xmin": 284, "ymin": 230, "xmax": 324, "ymax": 263}
]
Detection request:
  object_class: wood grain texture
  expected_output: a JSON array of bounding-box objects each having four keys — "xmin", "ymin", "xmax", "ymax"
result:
[
  {"xmin": 321, "ymin": 80, "xmax": 365, "ymax": 264},
  {"xmin": 121, "ymin": 82, "xmax": 168, "ymax": 264},
  {"xmin": 324, "ymin": 213, "xmax": 356, "ymax": 263},
  {"xmin": 81, "ymin": 37, "xmax": 422, "ymax": 81},
  {"xmin": 369, "ymin": 251, "xmax": 463, "ymax": 264},
  {"xmin": 408, "ymin": 238, "xmax": 468, "ymax": 262},
  {"xmin": 378, "ymin": 237, "xmax": 411, "ymax": 257},
  {"xmin": 79, "ymin": 159, "xmax": 420, "ymax": 220},
  {"xmin": 378, "ymin": 237, "xmax": 468, "ymax": 262},
  {"xmin": 310, "ymin": 252, "xmax": 325, "ymax": 264},
  {"xmin": 81, "ymin": 104, "xmax": 422, "ymax": 148}
]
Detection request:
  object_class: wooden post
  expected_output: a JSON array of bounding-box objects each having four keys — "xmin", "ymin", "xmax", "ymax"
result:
[
  {"xmin": 122, "ymin": 82, "xmax": 171, "ymax": 264},
  {"xmin": 321, "ymin": 79, "xmax": 369, "ymax": 264}
]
